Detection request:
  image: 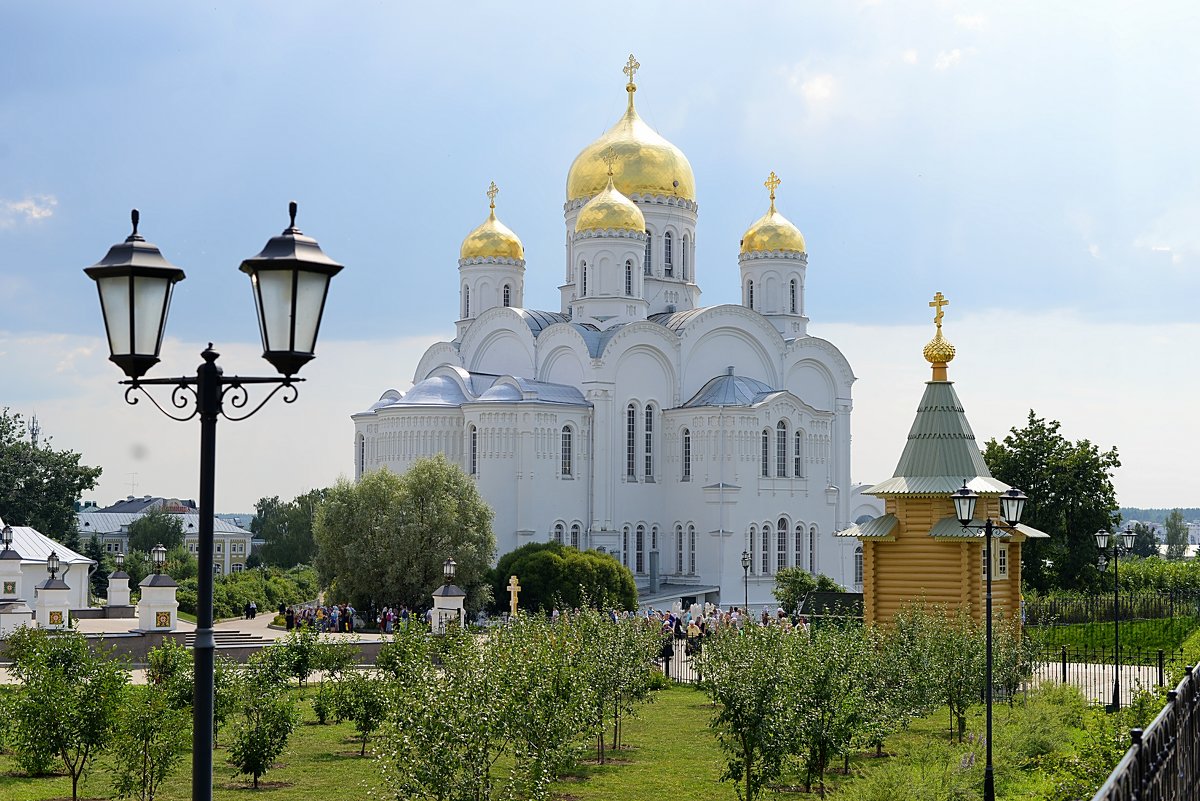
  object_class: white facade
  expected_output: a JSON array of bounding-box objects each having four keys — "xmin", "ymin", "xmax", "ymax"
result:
[{"xmin": 353, "ymin": 70, "xmax": 870, "ymax": 607}]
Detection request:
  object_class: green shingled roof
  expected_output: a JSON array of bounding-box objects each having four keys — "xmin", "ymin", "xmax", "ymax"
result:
[{"xmin": 865, "ymin": 380, "xmax": 1003, "ymax": 496}]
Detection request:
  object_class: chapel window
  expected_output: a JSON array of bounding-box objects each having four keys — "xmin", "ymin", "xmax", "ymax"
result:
[
  {"xmin": 747, "ymin": 280, "xmax": 755, "ymax": 310},
  {"xmin": 776, "ymin": 421, "xmax": 788, "ymax": 477},
  {"xmin": 748, "ymin": 525, "xmax": 757, "ymax": 574},
  {"xmin": 553, "ymin": 523, "xmax": 564, "ymax": 544},
  {"xmin": 675, "ymin": 524, "xmax": 684, "ymax": 574},
  {"xmin": 809, "ymin": 525, "xmax": 818, "ymax": 573},
  {"xmin": 503, "ymin": 284, "xmax": 511, "ymax": 307},
  {"xmin": 561, "ymin": 425, "xmax": 573, "ymax": 476},
  {"xmin": 794, "ymin": 431, "xmax": 804, "ymax": 477},
  {"xmin": 761, "ymin": 429, "xmax": 770, "ymax": 477},
  {"xmin": 761, "ymin": 525, "xmax": 770, "ymax": 574},
  {"xmin": 854, "ymin": 546, "xmax": 864, "ymax": 585},
  {"xmin": 688, "ymin": 524, "xmax": 697, "ymax": 574},
  {"xmin": 644, "ymin": 405, "xmax": 655, "ymax": 479},
  {"xmin": 625, "ymin": 260, "xmax": 633, "ymax": 296},
  {"xmin": 636, "ymin": 524, "xmax": 646, "ymax": 573},
  {"xmin": 623, "ymin": 526, "xmax": 630, "ymax": 568},
  {"xmin": 581, "ymin": 261, "xmax": 587, "ymax": 295},
  {"xmin": 463, "ymin": 285, "xmax": 470, "ymax": 318},
  {"xmin": 681, "ymin": 428, "xmax": 691, "ymax": 481},
  {"xmin": 777, "ymin": 517, "xmax": 789, "ymax": 570},
  {"xmin": 664, "ymin": 232, "xmax": 673, "ymax": 276},
  {"xmin": 682, "ymin": 235, "xmax": 689, "ymax": 280},
  {"xmin": 795, "ymin": 523, "xmax": 804, "ymax": 570},
  {"xmin": 789, "ymin": 279, "xmax": 797, "ymax": 314},
  {"xmin": 468, "ymin": 425, "xmax": 478, "ymax": 476},
  {"xmin": 570, "ymin": 523, "xmax": 581, "ymax": 548},
  {"xmin": 644, "ymin": 232, "xmax": 652, "ymax": 274},
  {"xmin": 626, "ymin": 404, "xmax": 638, "ymax": 479}
]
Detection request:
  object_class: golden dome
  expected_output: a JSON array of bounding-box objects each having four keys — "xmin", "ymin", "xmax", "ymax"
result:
[
  {"xmin": 575, "ymin": 174, "xmax": 646, "ymax": 233},
  {"xmin": 740, "ymin": 171, "xmax": 806, "ymax": 254},
  {"xmin": 565, "ymin": 55, "xmax": 696, "ymax": 202},
  {"xmin": 460, "ymin": 182, "xmax": 524, "ymax": 261},
  {"xmin": 923, "ymin": 292, "xmax": 955, "ymax": 380}
]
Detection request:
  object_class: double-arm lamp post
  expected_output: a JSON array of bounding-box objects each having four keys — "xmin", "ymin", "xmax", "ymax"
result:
[
  {"xmin": 84, "ymin": 205, "xmax": 342, "ymax": 801},
  {"xmin": 1094, "ymin": 525, "xmax": 1136, "ymax": 712},
  {"xmin": 952, "ymin": 483, "xmax": 1028, "ymax": 801}
]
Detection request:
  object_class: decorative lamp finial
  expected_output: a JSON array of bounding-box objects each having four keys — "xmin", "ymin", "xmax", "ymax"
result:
[
  {"xmin": 288, "ymin": 201, "xmax": 298, "ymax": 230},
  {"xmin": 922, "ymin": 291, "xmax": 956, "ymax": 380},
  {"xmin": 126, "ymin": 209, "xmax": 144, "ymax": 243},
  {"xmin": 486, "ymin": 181, "xmax": 499, "ymax": 210},
  {"xmin": 764, "ymin": 171, "xmax": 781, "ymax": 213}
]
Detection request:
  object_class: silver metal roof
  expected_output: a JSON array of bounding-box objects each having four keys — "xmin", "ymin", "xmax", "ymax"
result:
[
  {"xmin": 865, "ymin": 475, "xmax": 1011, "ymax": 496},
  {"xmin": 389, "ymin": 375, "xmax": 469, "ymax": 407},
  {"xmin": 649, "ymin": 308, "xmax": 708, "ymax": 333},
  {"xmin": 7, "ymin": 526, "xmax": 93, "ymax": 564},
  {"xmin": 835, "ymin": 514, "xmax": 898, "ymax": 539},
  {"xmin": 683, "ymin": 373, "xmax": 781, "ymax": 407},
  {"xmin": 77, "ymin": 512, "xmax": 252, "ymax": 536},
  {"xmin": 513, "ymin": 309, "xmax": 571, "ymax": 336}
]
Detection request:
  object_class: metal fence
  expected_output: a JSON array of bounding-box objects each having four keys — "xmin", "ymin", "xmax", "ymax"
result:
[
  {"xmin": 660, "ymin": 639, "xmax": 701, "ymax": 684},
  {"xmin": 1024, "ymin": 592, "xmax": 1200, "ymax": 626},
  {"xmin": 1091, "ymin": 660, "xmax": 1200, "ymax": 801},
  {"xmin": 1029, "ymin": 646, "xmax": 1185, "ymax": 705}
]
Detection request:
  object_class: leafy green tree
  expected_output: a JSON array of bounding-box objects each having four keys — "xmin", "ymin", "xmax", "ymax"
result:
[
  {"xmin": 983, "ymin": 411, "xmax": 1120, "ymax": 592},
  {"xmin": 0, "ymin": 408, "xmax": 102, "ymax": 550},
  {"xmin": 3, "ymin": 627, "xmax": 129, "ymax": 798},
  {"xmin": 491, "ymin": 541, "xmax": 637, "ymax": 613},
  {"xmin": 334, "ymin": 670, "xmax": 389, "ymax": 756},
  {"xmin": 85, "ymin": 533, "xmax": 111, "ymax": 600},
  {"xmin": 253, "ymin": 489, "xmax": 326, "ymax": 568},
  {"xmin": 771, "ymin": 567, "xmax": 845, "ymax": 613},
  {"xmin": 314, "ymin": 457, "xmax": 495, "ymax": 612},
  {"xmin": 1129, "ymin": 522, "xmax": 1160, "ymax": 558},
  {"xmin": 227, "ymin": 654, "xmax": 297, "ymax": 789},
  {"xmin": 1164, "ymin": 508, "xmax": 1188, "ymax": 560},
  {"xmin": 126, "ymin": 508, "xmax": 185, "ymax": 553},
  {"xmin": 110, "ymin": 685, "xmax": 190, "ymax": 801},
  {"xmin": 931, "ymin": 607, "xmax": 986, "ymax": 742}
]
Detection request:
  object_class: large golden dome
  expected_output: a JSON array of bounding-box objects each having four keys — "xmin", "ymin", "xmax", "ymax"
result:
[
  {"xmin": 575, "ymin": 174, "xmax": 646, "ymax": 233},
  {"xmin": 740, "ymin": 172, "xmax": 806, "ymax": 254},
  {"xmin": 460, "ymin": 183, "xmax": 524, "ymax": 261},
  {"xmin": 566, "ymin": 56, "xmax": 695, "ymax": 202}
]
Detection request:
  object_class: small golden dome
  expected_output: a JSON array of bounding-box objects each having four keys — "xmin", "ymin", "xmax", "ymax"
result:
[
  {"xmin": 575, "ymin": 175, "xmax": 646, "ymax": 233},
  {"xmin": 566, "ymin": 55, "xmax": 696, "ymax": 202},
  {"xmin": 460, "ymin": 182, "xmax": 524, "ymax": 261},
  {"xmin": 741, "ymin": 172, "xmax": 806, "ymax": 255},
  {"xmin": 923, "ymin": 330, "xmax": 956, "ymax": 365}
]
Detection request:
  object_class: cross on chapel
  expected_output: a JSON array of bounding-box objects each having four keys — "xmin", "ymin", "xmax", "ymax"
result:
[
  {"xmin": 507, "ymin": 574, "xmax": 521, "ymax": 617},
  {"xmin": 623, "ymin": 54, "xmax": 640, "ymax": 88},
  {"xmin": 764, "ymin": 171, "xmax": 781, "ymax": 211},
  {"xmin": 929, "ymin": 291, "xmax": 949, "ymax": 329},
  {"xmin": 487, "ymin": 181, "xmax": 499, "ymax": 209}
]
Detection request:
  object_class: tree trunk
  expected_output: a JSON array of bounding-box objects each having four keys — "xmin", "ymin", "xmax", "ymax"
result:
[{"xmin": 957, "ymin": 714, "xmax": 966, "ymax": 742}]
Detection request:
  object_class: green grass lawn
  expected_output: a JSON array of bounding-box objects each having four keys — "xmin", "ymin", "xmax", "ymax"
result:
[
  {"xmin": 1028, "ymin": 615, "xmax": 1200, "ymax": 654},
  {"xmin": 0, "ymin": 681, "xmax": 1115, "ymax": 801}
]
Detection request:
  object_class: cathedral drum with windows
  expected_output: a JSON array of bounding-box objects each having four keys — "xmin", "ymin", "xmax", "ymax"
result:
[{"xmin": 352, "ymin": 56, "xmax": 869, "ymax": 607}]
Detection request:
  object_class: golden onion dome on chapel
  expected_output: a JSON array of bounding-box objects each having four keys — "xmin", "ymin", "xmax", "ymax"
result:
[
  {"xmin": 922, "ymin": 292, "xmax": 956, "ymax": 380},
  {"xmin": 460, "ymin": 182, "xmax": 524, "ymax": 261},
  {"xmin": 565, "ymin": 55, "xmax": 696, "ymax": 203},
  {"xmin": 740, "ymin": 172, "xmax": 806, "ymax": 255},
  {"xmin": 575, "ymin": 153, "xmax": 647, "ymax": 233}
]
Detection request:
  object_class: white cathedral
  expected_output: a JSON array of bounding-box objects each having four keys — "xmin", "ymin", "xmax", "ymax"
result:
[{"xmin": 352, "ymin": 57, "xmax": 879, "ymax": 609}]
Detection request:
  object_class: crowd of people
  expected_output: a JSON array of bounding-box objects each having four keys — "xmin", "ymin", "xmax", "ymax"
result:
[{"xmin": 282, "ymin": 602, "xmax": 358, "ymax": 633}]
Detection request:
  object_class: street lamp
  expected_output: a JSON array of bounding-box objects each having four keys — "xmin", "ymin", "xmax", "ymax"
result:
[
  {"xmin": 740, "ymin": 550, "xmax": 751, "ymax": 614},
  {"xmin": 1, "ymin": 524, "xmax": 12, "ymax": 552},
  {"xmin": 151, "ymin": 543, "xmax": 167, "ymax": 575},
  {"xmin": 85, "ymin": 204, "xmax": 342, "ymax": 801},
  {"xmin": 1095, "ymin": 525, "xmax": 1136, "ymax": 712},
  {"xmin": 47, "ymin": 550, "xmax": 61, "ymax": 580},
  {"xmin": 953, "ymin": 482, "xmax": 1028, "ymax": 801},
  {"xmin": 443, "ymin": 557, "xmax": 457, "ymax": 585},
  {"xmin": 115, "ymin": 551, "xmax": 125, "ymax": 571}
]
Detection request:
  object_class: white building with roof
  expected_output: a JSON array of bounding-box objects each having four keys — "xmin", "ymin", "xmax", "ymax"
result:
[
  {"xmin": 352, "ymin": 57, "xmax": 877, "ymax": 607},
  {"xmin": 0, "ymin": 517, "xmax": 94, "ymax": 612},
  {"xmin": 77, "ymin": 501, "xmax": 253, "ymax": 575}
]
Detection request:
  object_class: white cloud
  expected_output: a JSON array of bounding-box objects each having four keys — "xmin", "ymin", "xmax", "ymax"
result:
[
  {"xmin": 955, "ymin": 14, "xmax": 988, "ymax": 30},
  {"xmin": 0, "ymin": 195, "xmax": 57, "ymax": 227},
  {"xmin": 1134, "ymin": 205, "xmax": 1200, "ymax": 266},
  {"xmin": 934, "ymin": 49, "xmax": 964, "ymax": 70},
  {"xmin": 901, "ymin": 49, "xmax": 919, "ymax": 65},
  {"xmin": 800, "ymin": 73, "xmax": 837, "ymax": 104}
]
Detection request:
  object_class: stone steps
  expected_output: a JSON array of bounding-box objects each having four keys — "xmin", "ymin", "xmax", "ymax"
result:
[{"xmin": 181, "ymin": 630, "xmax": 272, "ymax": 649}]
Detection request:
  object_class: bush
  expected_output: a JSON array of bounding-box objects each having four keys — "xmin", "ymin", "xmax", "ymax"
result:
[
  {"xmin": 110, "ymin": 685, "xmax": 190, "ymax": 801},
  {"xmin": 175, "ymin": 565, "xmax": 318, "ymax": 619},
  {"xmin": 227, "ymin": 654, "xmax": 298, "ymax": 788}
]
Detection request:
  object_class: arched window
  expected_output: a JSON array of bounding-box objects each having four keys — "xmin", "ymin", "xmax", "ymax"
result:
[
  {"xmin": 561, "ymin": 425, "xmax": 573, "ymax": 476},
  {"xmin": 553, "ymin": 523, "xmax": 564, "ymax": 544},
  {"xmin": 664, "ymin": 231, "xmax": 673, "ymax": 276},
  {"xmin": 761, "ymin": 429, "xmax": 770, "ymax": 477},
  {"xmin": 644, "ymin": 405, "xmax": 655, "ymax": 479},
  {"xmin": 622, "ymin": 525, "xmax": 630, "ymax": 568},
  {"xmin": 747, "ymin": 280, "xmax": 754, "ymax": 309},
  {"xmin": 795, "ymin": 523, "xmax": 804, "ymax": 570},
  {"xmin": 580, "ymin": 261, "xmax": 587, "ymax": 295},
  {"xmin": 794, "ymin": 431, "xmax": 804, "ymax": 477},
  {"xmin": 681, "ymin": 428, "xmax": 691, "ymax": 481},
  {"xmin": 688, "ymin": 524, "xmax": 697, "ymax": 574},
  {"xmin": 356, "ymin": 433, "xmax": 365, "ymax": 476},
  {"xmin": 854, "ymin": 545, "xmax": 864, "ymax": 585},
  {"xmin": 626, "ymin": 404, "xmax": 638, "ymax": 479},
  {"xmin": 503, "ymin": 284, "xmax": 511, "ymax": 307},
  {"xmin": 468, "ymin": 425, "xmax": 478, "ymax": 475},
  {"xmin": 570, "ymin": 522, "xmax": 581, "ymax": 548},
  {"xmin": 636, "ymin": 524, "xmax": 645, "ymax": 573},
  {"xmin": 682, "ymin": 235, "xmax": 689, "ymax": 280},
  {"xmin": 675, "ymin": 524, "xmax": 684, "ymax": 574},
  {"xmin": 748, "ymin": 525, "xmax": 757, "ymax": 574},
  {"xmin": 651, "ymin": 525, "xmax": 659, "ymax": 556},
  {"xmin": 789, "ymin": 279, "xmax": 797, "ymax": 314},
  {"xmin": 777, "ymin": 517, "xmax": 789, "ymax": 570},
  {"xmin": 761, "ymin": 524, "xmax": 770, "ymax": 574},
  {"xmin": 463, "ymin": 285, "xmax": 470, "ymax": 318},
  {"xmin": 776, "ymin": 421, "xmax": 788, "ymax": 477},
  {"xmin": 809, "ymin": 525, "xmax": 818, "ymax": 573},
  {"xmin": 625, "ymin": 260, "xmax": 633, "ymax": 295},
  {"xmin": 644, "ymin": 231, "xmax": 652, "ymax": 274}
]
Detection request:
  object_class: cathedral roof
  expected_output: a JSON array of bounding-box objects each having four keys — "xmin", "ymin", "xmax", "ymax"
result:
[
  {"xmin": 740, "ymin": 172, "xmax": 806, "ymax": 255},
  {"xmin": 566, "ymin": 55, "xmax": 695, "ymax": 202},
  {"xmin": 460, "ymin": 183, "xmax": 524, "ymax": 261},
  {"xmin": 683, "ymin": 372, "xmax": 782, "ymax": 407},
  {"xmin": 390, "ymin": 375, "xmax": 469, "ymax": 407}
]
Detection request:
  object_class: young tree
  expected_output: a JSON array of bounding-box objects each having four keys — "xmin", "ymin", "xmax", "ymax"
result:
[
  {"xmin": 0, "ymin": 408, "xmax": 102, "ymax": 550},
  {"xmin": 227, "ymin": 654, "xmax": 297, "ymax": 789},
  {"xmin": 1164, "ymin": 508, "xmax": 1189, "ymax": 560},
  {"xmin": 126, "ymin": 508, "xmax": 185, "ymax": 553},
  {"xmin": 85, "ymin": 533, "xmax": 111, "ymax": 600},
  {"xmin": 1129, "ymin": 522, "xmax": 1160, "ymax": 558},
  {"xmin": 314, "ymin": 456, "xmax": 496, "ymax": 612},
  {"xmin": 984, "ymin": 411, "xmax": 1120, "ymax": 592},
  {"xmin": 110, "ymin": 685, "xmax": 190, "ymax": 801},
  {"xmin": 333, "ymin": 670, "xmax": 389, "ymax": 756},
  {"xmin": 4, "ymin": 627, "xmax": 129, "ymax": 799}
]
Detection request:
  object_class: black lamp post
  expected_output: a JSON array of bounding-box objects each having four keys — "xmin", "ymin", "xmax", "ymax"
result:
[
  {"xmin": 151, "ymin": 543, "xmax": 167, "ymax": 575},
  {"xmin": 1, "ymin": 524, "xmax": 12, "ymax": 552},
  {"xmin": 1095, "ymin": 525, "xmax": 1136, "ymax": 712},
  {"xmin": 443, "ymin": 557, "xmax": 456, "ymax": 585},
  {"xmin": 47, "ymin": 550, "xmax": 61, "ymax": 580},
  {"xmin": 953, "ymin": 482, "xmax": 1028, "ymax": 801},
  {"xmin": 740, "ymin": 549, "xmax": 751, "ymax": 614},
  {"xmin": 85, "ymin": 204, "xmax": 342, "ymax": 801},
  {"xmin": 115, "ymin": 551, "xmax": 125, "ymax": 571}
]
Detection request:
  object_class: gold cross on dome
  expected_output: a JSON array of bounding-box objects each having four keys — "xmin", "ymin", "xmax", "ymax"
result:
[
  {"xmin": 764, "ymin": 171, "xmax": 781, "ymax": 210},
  {"xmin": 486, "ymin": 181, "xmax": 499, "ymax": 209},
  {"xmin": 623, "ymin": 54, "xmax": 640, "ymax": 88},
  {"xmin": 929, "ymin": 291, "xmax": 949, "ymax": 328},
  {"xmin": 600, "ymin": 146, "xmax": 619, "ymax": 176}
]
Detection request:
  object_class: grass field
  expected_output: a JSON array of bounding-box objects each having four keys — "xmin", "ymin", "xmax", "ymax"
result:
[
  {"xmin": 0, "ymin": 681, "xmax": 1112, "ymax": 801},
  {"xmin": 1027, "ymin": 615, "xmax": 1200, "ymax": 653}
]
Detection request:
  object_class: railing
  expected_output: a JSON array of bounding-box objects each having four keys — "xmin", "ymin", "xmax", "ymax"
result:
[
  {"xmin": 1029, "ymin": 645, "xmax": 1185, "ymax": 705},
  {"xmin": 1091, "ymin": 661, "xmax": 1200, "ymax": 801},
  {"xmin": 1024, "ymin": 591, "xmax": 1200, "ymax": 626},
  {"xmin": 660, "ymin": 639, "xmax": 701, "ymax": 684}
]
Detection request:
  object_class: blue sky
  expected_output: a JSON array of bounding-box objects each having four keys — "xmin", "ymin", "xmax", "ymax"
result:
[{"xmin": 2, "ymin": 2, "xmax": 1198, "ymax": 514}]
